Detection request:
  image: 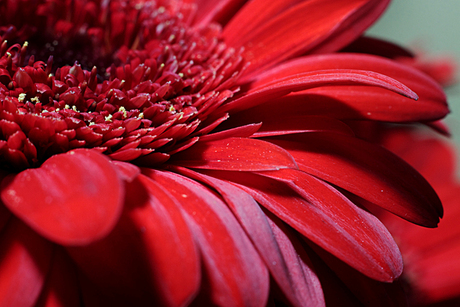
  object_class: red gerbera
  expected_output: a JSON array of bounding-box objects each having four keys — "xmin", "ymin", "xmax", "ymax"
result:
[{"xmin": 0, "ymin": 0, "xmax": 449, "ymax": 306}]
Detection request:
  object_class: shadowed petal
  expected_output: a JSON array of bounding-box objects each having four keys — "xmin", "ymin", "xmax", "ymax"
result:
[
  {"xmin": 219, "ymin": 69, "xmax": 417, "ymax": 114},
  {"xmin": 265, "ymin": 210, "xmax": 326, "ymax": 307},
  {"xmin": 199, "ymin": 168, "xmax": 403, "ymax": 282},
  {"xmin": 68, "ymin": 174, "xmax": 200, "ymax": 307},
  {"xmin": 171, "ymin": 137, "xmax": 298, "ymax": 171},
  {"xmin": 269, "ymin": 133, "xmax": 442, "ymax": 226},
  {"xmin": 1, "ymin": 149, "xmax": 124, "ymax": 245},
  {"xmin": 34, "ymin": 247, "xmax": 80, "ymax": 307},
  {"xmin": 224, "ymin": 0, "xmax": 389, "ymax": 76},
  {"xmin": 173, "ymin": 166, "xmax": 323, "ymax": 307},
  {"xmin": 249, "ymin": 53, "xmax": 448, "ymax": 122},
  {"xmin": 145, "ymin": 169, "xmax": 269, "ymax": 307},
  {"xmin": 0, "ymin": 218, "xmax": 53, "ymax": 307}
]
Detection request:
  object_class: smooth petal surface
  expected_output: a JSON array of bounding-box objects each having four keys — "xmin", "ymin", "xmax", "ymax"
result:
[
  {"xmin": 68, "ymin": 174, "xmax": 200, "ymax": 307},
  {"xmin": 224, "ymin": 0, "xmax": 389, "ymax": 76},
  {"xmin": 1, "ymin": 149, "xmax": 124, "ymax": 245},
  {"xmin": 174, "ymin": 166, "xmax": 322, "ymax": 307},
  {"xmin": 0, "ymin": 218, "xmax": 53, "ymax": 307},
  {"xmin": 145, "ymin": 169, "xmax": 269, "ymax": 307},
  {"xmin": 269, "ymin": 133, "xmax": 442, "ymax": 226},
  {"xmin": 34, "ymin": 247, "xmax": 80, "ymax": 307},
  {"xmin": 248, "ymin": 53, "xmax": 448, "ymax": 122},
  {"xmin": 199, "ymin": 168, "xmax": 403, "ymax": 282},
  {"xmin": 171, "ymin": 137, "xmax": 298, "ymax": 171},
  {"xmin": 218, "ymin": 69, "xmax": 417, "ymax": 114}
]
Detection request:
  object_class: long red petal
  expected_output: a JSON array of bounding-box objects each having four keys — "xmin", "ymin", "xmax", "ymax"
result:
[
  {"xmin": 265, "ymin": 210, "xmax": 326, "ymax": 307},
  {"xmin": 269, "ymin": 133, "xmax": 442, "ymax": 226},
  {"xmin": 1, "ymin": 149, "xmax": 124, "ymax": 245},
  {"xmin": 249, "ymin": 53, "xmax": 448, "ymax": 122},
  {"xmin": 145, "ymin": 169, "xmax": 269, "ymax": 307},
  {"xmin": 173, "ymin": 166, "xmax": 321, "ymax": 307},
  {"xmin": 224, "ymin": 0, "xmax": 388, "ymax": 76},
  {"xmin": 0, "ymin": 218, "xmax": 53, "ymax": 307},
  {"xmin": 68, "ymin": 174, "xmax": 200, "ymax": 307},
  {"xmin": 219, "ymin": 69, "xmax": 417, "ymax": 114},
  {"xmin": 171, "ymin": 137, "xmax": 298, "ymax": 171},
  {"xmin": 199, "ymin": 168, "xmax": 403, "ymax": 282}
]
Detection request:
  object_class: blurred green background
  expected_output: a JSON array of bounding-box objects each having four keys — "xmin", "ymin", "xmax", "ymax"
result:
[{"xmin": 367, "ymin": 0, "xmax": 460, "ymax": 159}]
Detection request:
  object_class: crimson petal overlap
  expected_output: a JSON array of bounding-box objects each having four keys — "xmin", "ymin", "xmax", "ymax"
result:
[
  {"xmin": 198, "ymin": 168, "xmax": 403, "ymax": 282},
  {"xmin": 1, "ymin": 149, "xmax": 124, "ymax": 245},
  {"xmin": 265, "ymin": 210, "xmax": 326, "ymax": 307},
  {"xmin": 249, "ymin": 53, "xmax": 448, "ymax": 122},
  {"xmin": 218, "ymin": 69, "xmax": 417, "ymax": 114},
  {"xmin": 0, "ymin": 218, "xmax": 53, "ymax": 307},
  {"xmin": 173, "ymin": 166, "xmax": 323, "ymax": 307},
  {"xmin": 171, "ymin": 137, "xmax": 298, "ymax": 171},
  {"xmin": 34, "ymin": 247, "xmax": 80, "ymax": 307},
  {"xmin": 223, "ymin": 0, "xmax": 389, "ymax": 76},
  {"xmin": 68, "ymin": 174, "xmax": 201, "ymax": 307},
  {"xmin": 269, "ymin": 133, "xmax": 443, "ymax": 226},
  {"xmin": 145, "ymin": 169, "xmax": 269, "ymax": 307}
]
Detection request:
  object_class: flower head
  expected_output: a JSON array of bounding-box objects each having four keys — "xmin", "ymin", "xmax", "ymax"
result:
[{"xmin": 0, "ymin": 0, "xmax": 450, "ymax": 306}]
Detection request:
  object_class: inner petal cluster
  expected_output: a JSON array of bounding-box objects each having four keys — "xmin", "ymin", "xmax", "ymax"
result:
[{"xmin": 0, "ymin": 0, "xmax": 245, "ymax": 171}]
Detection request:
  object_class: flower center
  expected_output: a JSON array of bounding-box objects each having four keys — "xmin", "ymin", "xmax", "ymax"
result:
[{"xmin": 0, "ymin": 0, "xmax": 245, "ymax": 171}]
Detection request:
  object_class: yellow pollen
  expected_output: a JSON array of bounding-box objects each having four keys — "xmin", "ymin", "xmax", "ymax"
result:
[
  {"xmin": 139, "ymin": 112, "xmax": 144, "ymax": 119},
  {"xmin": 72, "ymin": 106, "xmax": 78, "ymax": 112},
  {"xmin": 18, "ymin": 93, "xmax": 27, "ymax": 102},
  {"xmin": 118, "ymin": 106, "xmax": 127, "ymax": 118},
  {"xmin": 105, "ymin": 114, "xmax": 113, "ymax": 122},
  {"xmin": 30, "ymin": 96, "xmax": 40, "ymax": 104},
  {"xmin": 64, "ymin": 104, "xmax": 70, "ymax": 109}
]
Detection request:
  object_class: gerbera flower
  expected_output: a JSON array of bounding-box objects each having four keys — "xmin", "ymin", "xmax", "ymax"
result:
[
  {"xmin": 377, "ymin": 128, "xmax": 460, "ymax": 306},
  {"xmin": 0, "ymin": 0, "xmax": 449, "ymax": 306}
]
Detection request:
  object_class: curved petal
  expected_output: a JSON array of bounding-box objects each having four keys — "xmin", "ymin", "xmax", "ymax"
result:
[
  {"xmin": 219, "ymin": 69, "xmax": 417, "ymax": 114},
  {"xmin": 0, "ymin": 218, "xmax": 53, "ymax": 307},
  {"xmin": 1, "ymin": 149, "xmax": 124, "ymax": 245},
  {"xmin": 224, "ymin": 0, "xmax": 389, "ymax": 76},
  {"xmin": 199, "ymin": 168, "xmax": 403, "ymax": 282},
  {"xmin": 171, "ymin": 137, "xmax": 298, "ymax": 171},
  {"xmin": 248, "ymin": 53, "xmax": 448, "ymax": 122},
  {"xmin": 173, "ymin": 166, "xmax": 322, "ymax": 307},
  {"xmin": 145, "ymin": 169, "xmax": 269, "ymax": 307},
  {"xmin": 68, "ymin": 174, "xmax": 200, "ymax": 307},
  {"xmin": 269, "ymin": 133, "xmax": 443, "ymax": 227}
]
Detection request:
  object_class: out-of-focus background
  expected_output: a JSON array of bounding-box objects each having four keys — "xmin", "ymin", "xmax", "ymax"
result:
[{"xmin": 367, "ymin": 0, "xmax": 460, "ymax": 158}]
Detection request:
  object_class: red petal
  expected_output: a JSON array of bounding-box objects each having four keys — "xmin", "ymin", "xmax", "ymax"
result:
[
  {"xmin": 224, "ymin": 0, "xmax": 389, "ymax": 76},
  {"xmin": 34, "ymin": 247, "xmax": 80, "ymax": 307},
  {"xmin": 68, "ymin": 174, "xmax": 200, "ymax": 306},
  {"xmin": 0, "ymin": 218, "xmax": 53, "ymax": 306},
  {"xmin": 270, "ymin": 133, "xmax": 442, "ymax": 226},
  {"xmin": 251, "ymin": 53, "xmax": 448, "ymax": 122},
  {"xmin": 266, "ymin": 210, "xmax": 326, "ymax": 307},
  {"xmin": 219, "ymin": 69, "xmax": 417, "ymax": 114},
  {"xmin": 1, "ymin": 149, "xmax": 124, "ymax": 245},
  {"xmin": 200, "ymin": 168, "xmax": 403, "ymax": 282},
  {"xmin": 145, "ymin": 169, "xmax": 269, "ymax": 307},
  {"xmin": 173, "ymin": 166, "xmax": 321, "ymax": 307},
  {"xmin": 171, "ymin": 137, "xmax": 298, "ymax": 171}
]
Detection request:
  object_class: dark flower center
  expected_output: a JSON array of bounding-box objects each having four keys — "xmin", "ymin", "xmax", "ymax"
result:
[{"xmin": 0, "ymin": 0, "xmax": 245, "ymax": 171}]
